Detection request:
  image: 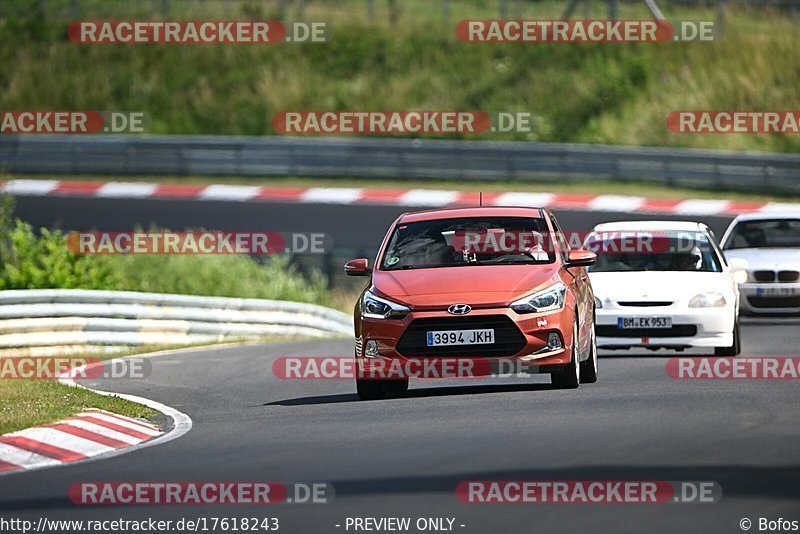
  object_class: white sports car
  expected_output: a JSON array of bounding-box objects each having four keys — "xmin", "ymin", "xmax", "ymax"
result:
[
  {"xmin": 585, "ymin": 221, "xmax": 747, "ymax": 355},
  {"xmin": 720, "ymin": 213, "xmax": 800, "ymax": 314}
]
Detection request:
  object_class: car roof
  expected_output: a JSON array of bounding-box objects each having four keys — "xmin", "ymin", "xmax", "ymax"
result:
[
  {"xmin": 592, "ymin": 220, "xmax": 705, "ymax": 232},
  {"xmin": 398, "ymin": 206, "xmax": 545, "ymax": 223},
  {"xmin": 730, "ymin": 211, "xmax": 800, "ymax": 223}
]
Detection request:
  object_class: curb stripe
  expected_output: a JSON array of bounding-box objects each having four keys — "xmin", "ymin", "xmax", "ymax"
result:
[
  {"xmin": 153, "ymin": 184, "xmax": 206, "ymax": 197},
  {"xmin": 3, "ymin": 179, "xmax": 799, "ymax": 216},
  {"xmin": 494, "ymin": 192, "xmax": 555, "ymax": 207},
  {"xmin": 199, "ymin": 184, "xmax": 261, "ymax": 201},
  {"xmin": 0, "ymin": 408, "xmax": 165, "ymax": 475},
  {"xmin": 359, "ymin": 189, "xmax": 407, "ymax": 203},
  {"xmin": 675, "ymin": 199, "xmax": 731, "ymax": 215},
  {"xmin": 2, "ymin": 179, "xmax": 59, "ymax": 195},
  {"xmin": 453, "ymin": 191, "xmax": 502, "ymax": 206},
  {"xmin": 301, "ymin": 187, "xmax": 363, "ymax": 204},
  {"xmin": 83, "ymin": 409, "xmax": 160, "ymax": 432},
  {"xmin": 0, "ymin": 443, "xmax": 61, "ymax": 469},
  {"xmin": 0, "ymin": 436, "xmax": 87, "ymax": 462},
  {"xmin": 256, "ymin": 187, "xmax": 305, "ymax": 200},
  {"xmin": 60, "ymin": 419, "xmax": 142, "ymax": 445},
  {"xmin": 552, "ymin": 193, "xmax": 598, "ymax": 208},
  {"xmin": 47, "ymin": 423, "xmax": 130, "ymax": 449},
  {"xmin": 0, "ymin": 459, "xmax": 23, "ymax": 472},
  {"xmin": 77, "ymin": 416, "xmax": 156, "ymax": 440},
  {"xmin": 400, "ymin": 189, "xmax": 460, "ymax": 206},
  {"xmin": 54, "ymin": 181, "xmax": 104, "ymax": 194},
  {"xmin": 639, "ymin": 198, "xmax": 684, "ymax": 213},
  {"xmin": 97, "ymin": 182, "xmax": 158, "ymax": 198}
]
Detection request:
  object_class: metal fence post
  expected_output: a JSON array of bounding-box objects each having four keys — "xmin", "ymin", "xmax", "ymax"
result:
[
  {"xmin": 608, "ymin": 0, "xmax": 618, "ymax": 20},
  {"xmin": 717, "ymin": 0, "xmax": 727, "ymax": 36},
  {"xmin": 366, "ymin": 0, "xmax": 375, "ymax": 22}
]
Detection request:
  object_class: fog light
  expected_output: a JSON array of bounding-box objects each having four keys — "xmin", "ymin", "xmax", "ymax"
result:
[
  {"xmin": 365, "ymin": 340, "xmax": 379, "ymax": 357},
  {"xmin": 547, "ymin": 332, "xmax": 563, "ymax": 350}
]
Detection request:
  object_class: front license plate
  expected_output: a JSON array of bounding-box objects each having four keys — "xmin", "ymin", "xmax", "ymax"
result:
[
  {"xmin": 756, "ymin": 287, "xmax": 798, "ymax": 297},
  {"xmin": 426, "ymin": 329, "xmax": 495, "ymax": 347},
  {"xmin": 617, "ymin": 316, "xmax": 672, "ymax": 329}
]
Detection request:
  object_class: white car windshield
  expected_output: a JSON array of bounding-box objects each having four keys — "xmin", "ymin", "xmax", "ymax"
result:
[
  {"xmin": 724, "ymin": 219, "xmax": 800, "ymax": 249},
  {"xmin": 586, "ymin": 231, "xmax": 723, "ymax": 273}
]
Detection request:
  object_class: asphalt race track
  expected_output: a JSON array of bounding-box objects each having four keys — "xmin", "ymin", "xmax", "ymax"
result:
[
  {"xmin": 2, "ymin": 194, "xmax": 799, "ymax": 533},
  {"xmin": 1, "ymin": 333, "xmax": 799, "ymax": 533},
  {"xmin": 12, "ymin": 195, "xmax": 736, "ymax": 251}
]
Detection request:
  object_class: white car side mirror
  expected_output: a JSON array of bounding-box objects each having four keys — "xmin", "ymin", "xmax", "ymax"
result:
[{"xmin": 727, "ymin": 257, "xmax": 748, "ymax": 284}]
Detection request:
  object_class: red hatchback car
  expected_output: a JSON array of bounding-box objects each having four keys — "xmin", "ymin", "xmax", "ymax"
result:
[{"xmin": 345, "ymin": 206, "xmax": 598, "ymax": 400}]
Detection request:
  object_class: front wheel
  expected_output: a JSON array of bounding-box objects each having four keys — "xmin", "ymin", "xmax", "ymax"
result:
[
  {"xmin": 579, "ymin": 320, "xmax": 598, "ymax": 384},
  {"xmin": 551, "ymin": 322, "xmax": 580, "ymax": 389},
  {"xmin": 714, "ymin": 319, "xmax": 741, "ymax": 356}
]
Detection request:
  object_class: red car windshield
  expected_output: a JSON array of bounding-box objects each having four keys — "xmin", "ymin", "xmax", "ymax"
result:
[{"xmin": 380, "ymin": 217, "xmax": 554, "ymax": 270}]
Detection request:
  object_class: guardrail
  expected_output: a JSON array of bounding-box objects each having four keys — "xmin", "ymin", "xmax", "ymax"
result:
[
  {"xmin": 1, "ymin": 135, "xmax": 799, "ymax": 194},
  {"xmin": 0, "ymin": 289, "xmax": 353, "ymax": 356}
]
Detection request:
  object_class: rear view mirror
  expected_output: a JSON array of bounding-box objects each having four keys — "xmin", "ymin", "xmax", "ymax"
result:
[
  {"xmin": 566, "ymin": 249, "xmax": 597, "ymax": 268},
  {"xmin": 344, "ymin": 258, "xmax": 371, "ymax": 276}
]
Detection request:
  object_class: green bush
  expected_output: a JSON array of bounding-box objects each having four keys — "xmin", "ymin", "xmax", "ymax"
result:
[{"xmin": 0, "ymin": 199, "xmax": 330, "ymax": 304}]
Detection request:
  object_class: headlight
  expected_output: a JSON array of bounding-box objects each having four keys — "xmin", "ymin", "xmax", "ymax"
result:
[
  {"xmin": 689, "ymin": 292, "xmax": 727, "ymax": 308},
  {"xmin": 511, "ymin": 282, "xmax": 567, "ymax": 314},
  {"xmin": 594, "ymin": 296, "xmax": 603, "ymax": 309},
  {"xmin": 361, "ymin": 290, "xmax": 410, "ymax": 319}
]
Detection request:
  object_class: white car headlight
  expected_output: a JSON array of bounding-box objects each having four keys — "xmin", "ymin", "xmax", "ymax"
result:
[
  {"xmin": 511, "ymin": 282, "xmax": 567, "ymax": 314},
  {"xmin": 361, "ymin": 290, "xmax": 410, "ymax": 319},
  {"xmin": 689, "ymin": 292, "xmax": 727, "ymax": 308},
  {"xmin": 594, "ymin": 296, "xmax": 603, "ymax": 309}
]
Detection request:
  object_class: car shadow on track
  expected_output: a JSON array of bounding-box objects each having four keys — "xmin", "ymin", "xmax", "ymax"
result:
[{"xmin": 264, "ymin": 382, "xmax": 557, "ymax": 406}]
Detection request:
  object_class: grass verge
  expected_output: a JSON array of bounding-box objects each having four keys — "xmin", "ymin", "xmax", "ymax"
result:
[
  {"xmin": 0, "ymin": 378, "xmax": 158, "ymax": 435},
  {"xmin": 0, "ymin": 2, "xmax": 797, "ymax": 153},
  {"xmin": 0, "ymin": 339, "xmax": 294, "ymax": 435}
]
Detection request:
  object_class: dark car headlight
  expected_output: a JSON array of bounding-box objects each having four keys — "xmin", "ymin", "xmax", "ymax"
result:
[
  {"xmin": 361, "ymin": 290, "xmax": 410, "ymax": 319},
  {"xmin": 510, "ymin": 282, "xmax": 567, "ymax": 314}
]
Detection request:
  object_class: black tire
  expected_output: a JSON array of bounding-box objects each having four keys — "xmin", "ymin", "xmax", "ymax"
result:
[
  {"xmin": 714, "ymin": 319, "xmax": 741, "ymax": 356},
  {"xmin": 579, "ymin": 319, "xmax": 598, "ymax": 384},
  {"xmin": 551, "ymin": 321, "xmax": 580, "ymax": 389},
  {"xmin": 356, "ymin": 377, "xmax": 389, "ymax": 400},
  {"xmin": 387, "ymin": 378, "xmax": 409, "ymax": 394}
]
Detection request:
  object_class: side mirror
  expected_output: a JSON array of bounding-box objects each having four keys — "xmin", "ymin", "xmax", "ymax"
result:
[
  {"xmin": 344, "ymin": 258, "xmax": 371, "ymax": 276},
  {"xmin": 566, "ymin": 249, "xmax": 597, "ymax": 268},
  {"xmin": 727, "ymin": 257, "xmax": 749, "ymax": 284}
]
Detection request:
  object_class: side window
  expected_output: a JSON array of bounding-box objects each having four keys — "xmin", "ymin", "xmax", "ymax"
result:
[{"xmin": 550, "ymin": 216, "xmax": 570, "ymax": 262}]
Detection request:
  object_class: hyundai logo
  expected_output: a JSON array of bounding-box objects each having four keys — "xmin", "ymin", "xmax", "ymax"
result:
[{"xmin": 448, "ymin": 304, "xmax": 472, "ymax": 315}]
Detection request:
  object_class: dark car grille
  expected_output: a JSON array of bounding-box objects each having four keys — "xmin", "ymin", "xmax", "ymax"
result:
[
  {"xmin": 396, "ymin": 315, "xmax": 526, "ymax": 358},
  {"xmin": 597, "ymin": 325, "xmax": 697, "ymax": 338},
  {"xmin": 748, "ymin": 296, "xmax": 800, "ymax": 309},
  {"xmin": 753, "ymin": 270, "xmax": 800, "ymax": 283},
  {"xmin": 617, "ymin": 301, "xmax": 673, "ymax": 307},
  {"xmin": 753, "ymin": 270, "xmax": 776, "ymax": 282}
]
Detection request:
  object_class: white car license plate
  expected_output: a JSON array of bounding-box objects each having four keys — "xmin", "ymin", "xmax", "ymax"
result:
[
  {"xmin": 756, "ymin": 287, "xmax": 798, "ymax": 297},
  {"xmin": 426, "ymin": 329, "xmax": 495, "ymax": 347},
  {"xmin": 617, "ymin": 317, "xmax": 672, "ymax": 329}
]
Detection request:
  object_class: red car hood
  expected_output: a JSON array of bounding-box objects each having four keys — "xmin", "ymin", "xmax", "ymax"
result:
[{"xmin": 372, "ymin": 264, "xmax": 561, "ymax": 309}]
